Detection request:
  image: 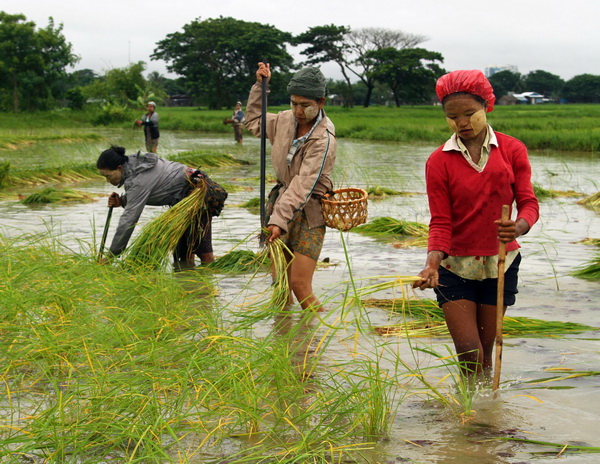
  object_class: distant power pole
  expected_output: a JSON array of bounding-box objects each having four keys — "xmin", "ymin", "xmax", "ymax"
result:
[{"xmin": 128, "ymin": 41, "xmax": 131, "ymax": 64}]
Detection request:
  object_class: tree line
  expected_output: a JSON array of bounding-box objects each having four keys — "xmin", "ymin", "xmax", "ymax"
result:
[{"xmin": 2, "ymin": 13, "xmax": 600, "ymax": 113}]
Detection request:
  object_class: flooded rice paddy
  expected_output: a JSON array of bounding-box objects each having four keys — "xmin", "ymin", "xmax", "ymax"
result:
[{"xmin": 0, "ymin": 130, "xmax": 599, "ymax": 463}]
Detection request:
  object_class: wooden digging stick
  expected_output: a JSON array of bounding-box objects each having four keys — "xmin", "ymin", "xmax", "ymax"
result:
[{"xmin": 492, "ymin": 204, "xmax": 510, "ymax": 391}]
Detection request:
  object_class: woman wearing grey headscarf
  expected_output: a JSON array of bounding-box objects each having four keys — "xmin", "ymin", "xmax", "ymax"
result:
[{"xmin": 245, "ymin": 62, "xmax": 337, "ymax": 311}]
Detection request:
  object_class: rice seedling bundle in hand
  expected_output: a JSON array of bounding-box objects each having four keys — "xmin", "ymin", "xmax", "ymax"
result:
[{"xmin": 123, "ymin": 183, "xmax": 207, "ymax": 268}]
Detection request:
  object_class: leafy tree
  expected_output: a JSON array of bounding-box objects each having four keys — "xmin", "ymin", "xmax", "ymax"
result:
[
  {"xmin": 0, "ymin": 12, "xmax": 78, "ymax": 111},
  {"xmin": 562, "ymin": 74, "xmax": 600, "ymax": 103},
  {"xmin": 523, "ymin": 70, "xmax": 564, "ymax": 100},
  {"xmin": 82, "ymin": 61, "xmax": 147, "ymax": 106},
  {"xmin": 293, "ymin": 24, "xmax": 355, "ymax": 107},
  {"xmin": 366, "ymin": 47, "xmax": 444, "ymax": 106},
  {"xmin": 488, "ymin": 70, "xmax": 522, "ymax": 100},
  {"xmin": 346, "ymin": 27, "xmax": 427, "ymax": 107},
  {"xmin": 68, "ymin": 69, "xmax": 98, "ymax": 88},
  {"xmin": 152, "ymin": 16, "xmax": 294, "ymax": 109}
]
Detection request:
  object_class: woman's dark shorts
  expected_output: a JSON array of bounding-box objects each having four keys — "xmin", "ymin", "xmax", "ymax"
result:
[
  {"xmin": 434, "ymin": 253, "xmax": 521, "ymax": 307},
  {"xmin": 283, "ymin": 211, "xmax": 325, "ymax": 262},
  {"xmin": 174, "ymin": 213, "xmax": 212, "ymax": 259}
]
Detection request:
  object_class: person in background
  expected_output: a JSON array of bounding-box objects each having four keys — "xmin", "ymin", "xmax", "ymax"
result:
[
  {"xmin": 245, "ymin": 62, "xmax": 336, "ymax": 312},
  {"xmin": 223, "ymin": 101, "xmax": 245, "ymax": 144},
  {"xmin": 135, "ymin": 101, "xmax": 160, "ymax": 153},
  {"xmin": 413, "ymin": 70, "xmax": 539, "ymax": 383},
  {"xmin": 96, "ymin": 146, "xmax": 215, "ymax": 265}
]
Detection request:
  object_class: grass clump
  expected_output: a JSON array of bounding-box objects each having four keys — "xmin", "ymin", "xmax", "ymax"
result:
[
  {"xmin": 572, "ymin": 255, "xmax": 600, "ymax": 281},
  {"xmin": 20, "ymin": 187, "xmax": 95, "ymax": 205},
  {"xmin": 366, "ymin": 298, "xmax": 599, "ymax": 337},
  {"xmin": 533, "ymin": 183, "xmax": 582, "ymax": 199},
  {"xmin": 577, "ymin": 191, "xmax": 600, "ymax": 209},
  {"xmin": 353, "ymin": 217, "xmax": 429, "ymax": 247},
  {"xmin": 366, "ymin": 185, "xmax": 410, "ymax": 199},
  {"xmin": 240, "ymin": 196, "xmax": 261, "ymax": 213},
  {"xmin": 168, "ymin": 149, "xmax": 250, "ymax": 168},
  {"xmin": 207, "ymin": 249, "xmax": 268, "ymax": 273}
]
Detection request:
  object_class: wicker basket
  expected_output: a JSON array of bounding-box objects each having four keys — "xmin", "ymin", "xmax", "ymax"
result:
[{"xmin": 321, "ymin": 188, "xmax": 368, "ymax": 231}]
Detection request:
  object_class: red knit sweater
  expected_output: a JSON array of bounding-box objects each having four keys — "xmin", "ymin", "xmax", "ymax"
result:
[{"xmin": 426, "ymin": 132, "xmax": 539, "ymax": 256}]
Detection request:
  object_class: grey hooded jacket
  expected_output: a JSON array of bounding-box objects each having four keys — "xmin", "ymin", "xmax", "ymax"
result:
[{"xmin": 110, "ymin": 152, "xmax": 190, "ymax": 255}]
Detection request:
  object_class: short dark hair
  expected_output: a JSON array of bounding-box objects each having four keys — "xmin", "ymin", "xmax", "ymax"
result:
[{"xmin": 97, "ymin": 146, "xmax": 127, "ymax": 170}]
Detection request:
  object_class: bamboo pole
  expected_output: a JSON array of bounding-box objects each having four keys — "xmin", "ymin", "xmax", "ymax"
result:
[
  {"xmin": 259, "ymin": 63, "xmax": 268, "ymax": 246},
  {"xmin": 98, "ymin": 206, "xmax": 113, "ymax": 263},
  {"xmin": 492, "ymin": 204, "xmax": 510, "ymax": 391}
]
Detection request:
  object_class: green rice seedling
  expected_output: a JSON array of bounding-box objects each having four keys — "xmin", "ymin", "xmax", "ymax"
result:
[
  {"xmin": 168, "ymin": 150, "xmax": 251, "ymax": 168},
  {"xmin": 366, "ymin": 185, "xmax": 410, "ymax": 199},
  {"xmin": 0, "ymin": 162, "xmax": 102, "ymax": 189},
  {"xmin": 533, "ymin": 183, "xmax": 582, "ymax": 199},
  {"xmin": 353, "ymin": 216, "xmax": 429, "ymax": 241},
  {"xmin": 577, "ymin": 191, "xmax": 600, "ymax": 209},
  {"xmin": 571, "ymin": 254, "xmax": 600, "ymax": 281},
  {"xmin": 123, "ymin": 185, "xmax": 207, "ymax": 269},
  {"xmin": 578, "ymin": 237, "xmax": 600, "ymax": 246},
  {"xmin": 207, "ymin": 249, "xmax": 269, "ymax": 273},
  {"xmin": 240, "ymin": 197, "xmax": 261, "ymax": 214},
  {"xmin": 20, "ymin": 187, "xmax": 95, "ymax": 205},
  {"xmin": 366, "ymin": 298, "xmax": 598, "ymax": 338}
]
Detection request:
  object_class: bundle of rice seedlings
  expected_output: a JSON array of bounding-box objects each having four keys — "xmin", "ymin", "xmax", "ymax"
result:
[
  {"xmin": 21, "ymin": 187, "xmax": 94, "ymax": 205},
  {"xmin": 577, "ymin": 191, "xmax": 600, "ymax": 209},
  {"xmin": 207, "ymin": 249, "xmax": 269, "ymax": 273},
  {"xmin": 366, "ymin": 298, "xmax": 598, "ymax": 337},
  {"xmin": 366, "ymin": 185, "xmax": 408, "ymax": 198},
  {"xmin": 168, "ymin": 150, "xmax": 250, "ymax": 167},
  {"xmin": 533, "ymin": 183, "xmax": 582, "ymax": 199},
  {"xmin": 572, "ymin": 254, "xmax": 600, "ymax": 281},
  {"xmin": 122, "ymin": 184, "xmax": 207, "ymax": 268},
  {"xmin": 352, "ymin": 216, "xmax": 428, "ymax": 240},
  {"xmin": 240, "ymin": 197, "xmax": 261, "ymax": 214},
  {"xmin": 578, "ymin": 237, "xmax": 600, "ymax": 246},
  {"xmin": 263, "ymin": 238, "xmax": 291, "ymax": 311}
]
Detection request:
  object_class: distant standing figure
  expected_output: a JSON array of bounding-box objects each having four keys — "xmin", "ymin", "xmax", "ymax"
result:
[
  {"xmin": 223, "ymin": 101, "xmax": 245, "ymax": 144},
  {"xmin": 135, "ymin": 101, "xmax": 160, "ymax": 153}
]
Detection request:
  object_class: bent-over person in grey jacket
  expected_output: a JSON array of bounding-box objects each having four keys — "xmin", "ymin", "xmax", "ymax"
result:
[{"xmin": 96, "ymin": 146, "xmax": 214, "ymax": 264}]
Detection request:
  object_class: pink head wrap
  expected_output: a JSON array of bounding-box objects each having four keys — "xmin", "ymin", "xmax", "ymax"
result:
[{"xmin": 436, "ymin": 70, "xmax": 496, "ymax": 112}]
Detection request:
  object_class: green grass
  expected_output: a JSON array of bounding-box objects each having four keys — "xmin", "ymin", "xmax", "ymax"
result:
[
  {"xmin": 20, "ymin": 187, "xmax": 96, "ymax": 204},
  {"xmin": 352, "ymin": 217, "xmax": 429, "ymax": 239},
  {"xmin": 3, "ymin": 104, "xmax": 600, "ymax": 151}
]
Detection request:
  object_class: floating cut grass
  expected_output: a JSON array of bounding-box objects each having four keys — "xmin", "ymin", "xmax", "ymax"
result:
[
  {"xmin": 123, "ymin": 184, "xmax": 207, "ymax": 268},
  {"xmin": 20, "ymin": 187, "xmax": 95, "ymax": 205},
  {"xmin": 0, "ymin": 162, "xmax": 101, "ymax": 189},
  {"xmin": 207, "ymin": 249, "xmax": 268, "ymax": 273},
  {"xmin": 366, "ymin": 298, "xmax": 599, "ymax": 337},
  {"xmin": 353, "ymin": 217, "xmax": 429, "ymax": 239}
]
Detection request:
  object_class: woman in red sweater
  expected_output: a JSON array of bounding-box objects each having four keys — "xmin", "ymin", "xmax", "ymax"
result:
[{"xmin": 414, "ymin": 70, "xmax": 539, "ymax": 383}]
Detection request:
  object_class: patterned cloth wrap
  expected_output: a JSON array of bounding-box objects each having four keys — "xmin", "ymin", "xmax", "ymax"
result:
[{"xmin": 185, "ymin": 167, "xmax": 228, "ymax": 217}]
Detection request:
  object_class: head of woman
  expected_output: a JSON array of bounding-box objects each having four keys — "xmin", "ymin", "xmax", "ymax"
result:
[
  {"xmin": 436, "ymin": 70, "xmax": 495, "ymax": 142},
  {"xmin": 97, "ymin": 146, "xmax": 127, "ymax": 186},
  {"xmin": 146, "ymin": 101, "xmax": 156, "ymax": 114},
  {"xmin": 287, "ymin": 67, "xmax": 327, "ymax": 126}
]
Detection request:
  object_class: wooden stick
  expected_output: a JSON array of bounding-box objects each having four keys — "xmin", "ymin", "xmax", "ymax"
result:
[
  {"xmin": 98, "ymin": 206, "xmax": 113, "ymax": 263},
  {"xmin": 259, "ymin": 65, "xmax": 268, "ymax": 246},
  {"xmin": 492, "ymin": 204, "xmax": 510, "ymax": 391}
]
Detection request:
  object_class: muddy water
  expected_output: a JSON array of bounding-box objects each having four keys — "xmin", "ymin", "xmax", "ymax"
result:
[{"xmin": 1, "ymin": 132, "xmax": 599, "ymax": 463}]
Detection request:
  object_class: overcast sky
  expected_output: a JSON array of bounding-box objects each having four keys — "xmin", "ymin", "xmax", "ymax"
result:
[{"xmin": 8, "ymin": 0, "xmax": 600, "ymax": 82}]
